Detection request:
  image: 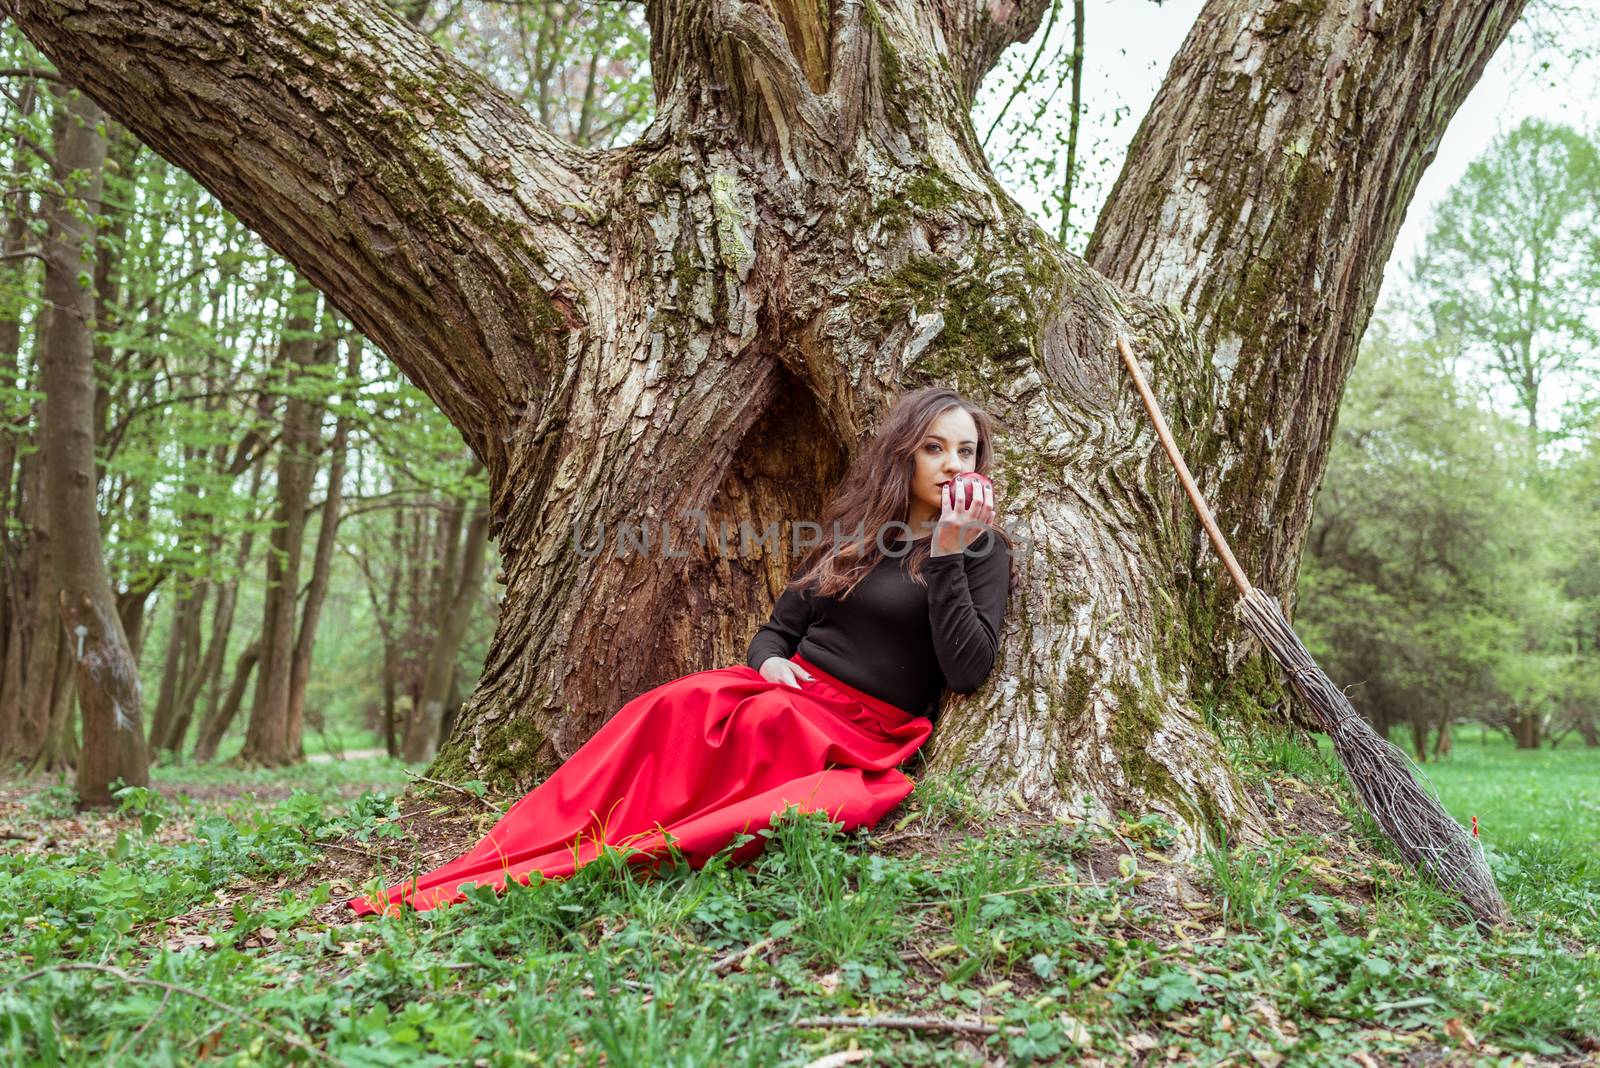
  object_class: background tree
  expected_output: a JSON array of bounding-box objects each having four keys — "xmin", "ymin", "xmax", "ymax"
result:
[
  {"xmin": 37, "ymin": 84, "xmax": 150, "ymax": 804},
  {"xmin": 1300, "ymin": 327, "xmax": 1571, "ymax": 756},
  {"xmin": 1412, "ymin": 118, "xmax": 1600, "ymax": 446}
]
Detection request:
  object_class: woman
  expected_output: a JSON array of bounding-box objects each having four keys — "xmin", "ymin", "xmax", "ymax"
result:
[{"xmin": 348, "ymin": 387, "xmax": 1012, "ymax": 916}]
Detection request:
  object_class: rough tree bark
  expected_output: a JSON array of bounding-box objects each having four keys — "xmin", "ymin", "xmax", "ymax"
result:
[
  {"xmin": 10, "ymin": 0, "xmax": 1526, "ymax": 838},
  {"xmin": 37, "ymin": 86, "xmax": 149, "ymax": 805}
]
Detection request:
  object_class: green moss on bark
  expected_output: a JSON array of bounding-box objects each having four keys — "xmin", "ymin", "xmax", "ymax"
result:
[
  {"xmin": 428, "ymin": 699, "xmax": 557, "ymax": 796},
  {"xmin": 862, "ymin": 0, "xmax": 907, "ymax": 125},
  {"xmin": 865, "ymin": 221, "xmax": 1064, "ymax": 390}
]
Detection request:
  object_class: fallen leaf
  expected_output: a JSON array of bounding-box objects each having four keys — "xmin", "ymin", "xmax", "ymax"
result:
[
  {"xmin": 802, "ymin": 1051, "xmax": 870, "ymax": 1068},
  {"xmin": 168, "ymin": 932, "xmax": 216, "ymax": 952},
  {"xmin": 1443, "ymin": 1017, "xmax": 1478, "ymax": 1049}
]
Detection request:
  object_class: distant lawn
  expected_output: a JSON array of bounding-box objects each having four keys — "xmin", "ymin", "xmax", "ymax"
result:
[
  {"xmin": 1306, "ymin": 725, "xmax": 1600, "ymax": 943},
  {"xmin": 1416, "ymin": 730, "xmax": 1600, "ymax": 857},
  {"xmin": 196, "ymin": 721, "xmax": 394, "ymax": 765}
]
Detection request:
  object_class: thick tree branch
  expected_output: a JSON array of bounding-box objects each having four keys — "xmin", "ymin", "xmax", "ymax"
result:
[
  {"xmin": 935, "ymin": 0, "xmax": 1053, "ymax": 104},
  {"xmin": 6, "ymin": 0, "xmax": 611, "ymax": 474},
  {"xmin": 1088, "ymin": 0, "xmax": 1527, "ymax": 599}
]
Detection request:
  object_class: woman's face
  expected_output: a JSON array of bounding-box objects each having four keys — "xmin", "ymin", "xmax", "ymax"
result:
[{"xmin": 909, "ymin": 406, "xmax": 981, "ymax": 524}]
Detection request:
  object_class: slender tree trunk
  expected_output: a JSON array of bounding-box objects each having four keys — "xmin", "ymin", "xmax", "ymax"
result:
[
  {"xmin": 37, "ymin": 87, "xmax": 148, "ymax": 806},
  {"xmin": 148, "ymin": 577, "xmax": 203, "ymax": 755},
  {"xmin": 90, "ymin": 127, "xmax": 137, "ymax": 490},
  {"xmin": 0, "ymin": 79, "xmax": 39, "ymax": 693},
  {"xmin": 33, "ymin": 633, "xmax": 80, "ymax": 773},
  {"xmin": 193, "ymin": 638, "xmax": 261, "ymax": 763},
  {"xmin": 285, "ymin": 330, "xmax": 354, "ymax": 757},
  {"xmin": 182, "ymin": 577, "xmax": 237, "ymax": 758},
  {"xmin": 1432, "ymin": 712, "xmax": 1453, "ymax": 760},
  {"xmin": 191, "ymin": 463, "xmax": 263, "ymax": 752},
  {"xmin": 350, "ymin": 502, "xmax": 406, "ymax": 758},
  {"xmin": 11, "ymin": 0, "xmax": 1528, "ymax": 836},
  {"xmin": 0, "ymin": 89, "xmax": 59, "ymax": 764},
  {"xmin": 3, "ymin": 453, "xmax": 61, "ymax": 761},
  {"xmin": 1512, "ymin": 711, "xmax": 1542, "ymax": 750},
  {"xmin": 1056, "ymin": 0, "xmax": 1084, "ymax": 245},
  {"xmin": 0, "ymin": 612, "xmax": 21, "ymax": 756},
  {"xmin": 240, "ymin": 285, "xmax": 323, "ymax": 766},
  {"xmin": 1578, "ymin": 717, "xmax": 1599, "ymax": 748},
  {"xmin": 405, "ymin": 504, "xmax": 491, "ymax": 762},
  {"xmin": 153, "ymin": 584, "xmax": 208, "ymax": 757},
  {"xmin": 382, "ymin": 510, "xmax": 403, "ymax": 758}
]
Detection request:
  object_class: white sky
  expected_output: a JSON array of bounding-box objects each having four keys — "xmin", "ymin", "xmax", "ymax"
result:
[{"xmin": 974, "ymin": 0, "xmax": 1600, "ymax": 307}]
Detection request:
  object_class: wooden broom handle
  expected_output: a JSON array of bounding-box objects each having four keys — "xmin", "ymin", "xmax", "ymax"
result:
[{"xmin": 1114, "ymin": 335, "xmax": 1255, "ymax": 597}]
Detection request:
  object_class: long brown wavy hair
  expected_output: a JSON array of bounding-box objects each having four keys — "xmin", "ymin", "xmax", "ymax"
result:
[{"xmin": 784, "ymin": 386, "xmax": 1014, "ymax": 600}]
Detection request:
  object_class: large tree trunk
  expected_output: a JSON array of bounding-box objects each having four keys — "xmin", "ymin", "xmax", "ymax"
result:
[
  {"xmin": 37, "ymin": 86, "xmax": 149, "ymax": 806},
  {"xmin": 12, "ymin": 0, "xmax": 1526, "ymax": 837}
]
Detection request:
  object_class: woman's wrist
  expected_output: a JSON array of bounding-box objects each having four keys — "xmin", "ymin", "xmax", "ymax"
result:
[{"xmin": 930, "ymin": 520, "xmax": 979, "ymax": 557}]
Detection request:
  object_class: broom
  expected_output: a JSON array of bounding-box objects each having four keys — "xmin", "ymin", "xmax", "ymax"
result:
[{"xmin": 1114, "ymin": 335, "xmax": 1508, "ymax": 928}]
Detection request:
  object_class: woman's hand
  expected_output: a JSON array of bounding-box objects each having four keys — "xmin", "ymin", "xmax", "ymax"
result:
[
  {"xmin": 758, "ymin": 656, "xmax": 816, "ymax": 689},
  {"xmin": 932, "ymin": 474, "xmax": 995, "ymax": 557}
]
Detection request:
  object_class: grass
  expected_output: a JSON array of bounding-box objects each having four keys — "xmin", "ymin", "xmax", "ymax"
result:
[
  {"xmin": 197, "ymin": 724, "xmax": 392, "ymax": 765},
  {"xmin": 0, "ymin": 733, "xmax": 1594, "ymax": 1065}
]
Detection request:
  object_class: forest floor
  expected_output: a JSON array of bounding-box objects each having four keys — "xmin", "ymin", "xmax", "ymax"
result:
[{"xmin": 0, "ymin": 730, "xmax": 1595, "ymax": 1066}]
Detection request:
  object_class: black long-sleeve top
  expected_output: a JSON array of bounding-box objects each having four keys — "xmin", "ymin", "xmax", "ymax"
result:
[{"xmin": 745, "ymin": 529, "xmax": 1011, "ymax": 718}]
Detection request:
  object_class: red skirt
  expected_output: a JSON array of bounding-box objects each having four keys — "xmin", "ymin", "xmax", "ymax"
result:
[{"xmin": 347, "ymin": 653, "xmax": 932, "ymax": 916}]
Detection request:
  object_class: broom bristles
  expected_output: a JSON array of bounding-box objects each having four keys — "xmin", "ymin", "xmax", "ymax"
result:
[{"xmin": 1237, "ymin": 589, "xmax": 1508, "ymax": 928}]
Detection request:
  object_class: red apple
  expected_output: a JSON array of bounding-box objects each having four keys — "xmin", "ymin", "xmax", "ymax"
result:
[{"xmin": 951, "ymin": 471, "xmax": 992, "ymax": 509}]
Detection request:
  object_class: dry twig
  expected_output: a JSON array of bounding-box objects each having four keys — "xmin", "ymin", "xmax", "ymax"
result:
[{"xmin": 402, "ymin": 770, "xmax": 501, "ymax": 812}]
